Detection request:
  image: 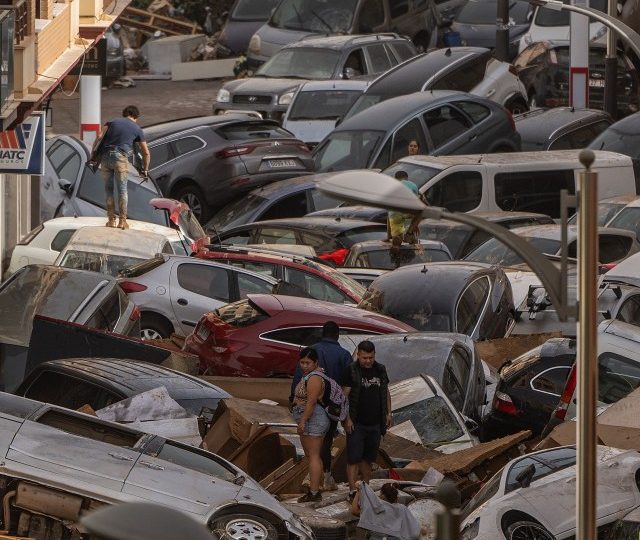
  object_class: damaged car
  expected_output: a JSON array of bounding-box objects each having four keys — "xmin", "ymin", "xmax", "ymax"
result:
[
  {"xmin": 343, "ymin": 240, "xmax": 452, "ymax": 270},
  {"xmin": 0, "ymin": 392, "xmax": 315, "ymax": 540}
]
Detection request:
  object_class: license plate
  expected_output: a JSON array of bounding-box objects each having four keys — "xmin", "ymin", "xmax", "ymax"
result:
[
  {"xmin": 589, "ymin": 79, "xmax": 605, "ymax": 87},
  {"xmin": 196, "ymin": 324, "xmax": 210, "ymax": 341},
  {"xmin": 267, "ymin": 159, "xmax": 298, "ymax": 168}
]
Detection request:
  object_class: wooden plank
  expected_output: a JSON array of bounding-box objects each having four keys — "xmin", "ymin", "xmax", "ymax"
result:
[{"xmin": 259, "ymin": 458, "xmax": 295, "ymax": 488}]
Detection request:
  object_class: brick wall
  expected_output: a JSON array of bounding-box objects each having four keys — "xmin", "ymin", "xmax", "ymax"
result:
[{"xmin": 36, "ymin": 1, "xmax": 70, "ymax": 73}]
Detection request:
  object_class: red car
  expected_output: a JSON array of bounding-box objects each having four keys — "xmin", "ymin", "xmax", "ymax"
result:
[
  {"xmin": 196, "ymin": 245, "xmax": 366, "ymax": 304},
  {"xmin": 184, "ymin": 294, "xmax": 414, "ymax": 376}
]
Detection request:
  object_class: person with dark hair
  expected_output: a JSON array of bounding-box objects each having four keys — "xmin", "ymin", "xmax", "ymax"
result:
[
  {"xmin": 91, "ymin": 105, "xmax": 150, "ymax": 229},
  {"xmin": 291, "ymin": 347, "xmax": 330, "ymax": 502},
  {"xmin": 407, "ymin": 139, "xmax": 420, "ymax": 156},
  {"xmin": 342, "ymin": 340, "xmax": 391, "ymax": 501},
  {"xmin": 290, "ymin": 321, "xmax": 353, "ymax": 490}
]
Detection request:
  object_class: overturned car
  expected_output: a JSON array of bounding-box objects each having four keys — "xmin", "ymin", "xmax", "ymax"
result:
[{"xmin": 0, "ymin": 392, "xmax": 314, "ymax": 540}]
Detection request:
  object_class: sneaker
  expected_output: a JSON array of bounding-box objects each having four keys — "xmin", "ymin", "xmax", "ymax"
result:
[
  {"xmin": 298, "ymin": 490, "xmax": 322, "ymax": 503},
  {"xmin": 323, "ymin": 472, "xmax": 338, "ymax": 491}
]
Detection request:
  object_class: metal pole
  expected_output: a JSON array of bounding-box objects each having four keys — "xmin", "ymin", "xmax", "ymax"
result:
[
  {"xmin": 576, "ymin": 149, "xmax": 598, "ymax": 540},
  {"xmin": 435, "ymin": 480, "xmax": 461, "ymax": 540},
  {"xmin": 604, "ymin": 0, "xmax": 617, "ymax": 118},
  {"xmin": 495, "ymin": 0, "xmax": 510, "ymax": 62}
]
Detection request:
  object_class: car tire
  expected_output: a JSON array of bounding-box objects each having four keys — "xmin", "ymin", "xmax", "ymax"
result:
[
  {"xmin": 140, "ymin": 313, "xmax": 173, "ymax": 340},
  {"xmin": 174, "ymin": 184, "xmax": 210, "ymax": 223},
  {"xmin": 504, "ymin": 97, "xmax": 529, "ymax": 115},
  {"xmin": 211, "ymin": 514, "xmax": 278, "ymax": 540},
  {"xmin": 505, "ymin": 520, "xmax": 554, "ymax": 540}
]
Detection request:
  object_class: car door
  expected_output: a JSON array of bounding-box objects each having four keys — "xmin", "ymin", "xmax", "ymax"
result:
[
  {"xmin": 375, "ymin": 118, "xmax": 428, "ymax": 169},
  {"xmin": 455, "ymin": 276, "xmax": 491, "ymax": 339},
  {"xmin": 169, "ymin": 260, "xmax": 233, "ymax": 334},
  {"xmin": 42, "ymin": 140, "xmax": 84, "ymax": 221},
  {"xmin": 422, "ymin": 104, "xmax": 476, "ymax": 155}
]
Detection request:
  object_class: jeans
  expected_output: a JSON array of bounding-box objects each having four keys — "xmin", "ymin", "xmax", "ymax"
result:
[
  {"xmin": 100, "ymin": 150, "xmax": 129, "ymax": 211},
  {"xmin": 292, "ymin": 404, "xmax": 330, "ymax": 436}
]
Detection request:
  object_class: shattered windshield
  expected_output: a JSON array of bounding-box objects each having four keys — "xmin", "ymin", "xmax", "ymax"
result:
[
  {"xmin": 392, "ymin": 396, "xmax": 464, "ymax": 445},
  {"xmin": 60, "ymin": 250, "xmax": 146, "ymax": 277},
  {"xmin": 269, "ymin": 0, "xmax": 357, "ymax": 32},
  {"xmin": 464, "ymin": 236, "xmax": 561, "ymax": 266}
]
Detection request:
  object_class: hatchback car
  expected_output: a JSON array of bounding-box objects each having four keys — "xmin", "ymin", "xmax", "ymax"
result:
[
  {"xmin": 359, "ymin": 261, "xmax": 515, "ymax": 340},
  {"xmin": 214, "ymin": 216, "xmax": 388, "ymax": 265},
  {"xmin": 606, "ymin": 197, "xmax": 640, "ymax": 241},
  {"xmin": 216, "ymin": 34, "xmax": 416, "ymax": 121},
  {"xmin": 514, "ymin": 42, "xmax": 640, "ymax": 116},
  {"xmin": 588, "ymin": 111, "xmax": 640, "ymax": 160},
  {"xmin": 16, "ymin": 358, "xmax": 231, "ymax": 416},
  {"xmin": 515, "ymin": 107, "xmax": 613, "ymax": 150},
  {"xmin": 343, "ymin": 239, "xmax": 452, "ymax": 269},
  {"xmin": 185, "ymin": 293, "xmax": 414, "ymax": 376},
  {"xmin": 144, "ymin": 115, "xmax": 314, "ymax": 223},
  {"xmin": 343, "ymin": 47, "xmax": 529, "ymax": 121},
  {"xmin": 313, "ymin": 91, "xmax": 521, "ymax": 172}
]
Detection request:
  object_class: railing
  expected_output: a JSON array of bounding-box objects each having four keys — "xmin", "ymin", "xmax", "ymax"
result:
[
  {"xmin": 0, "ymin": 0, "xmax": 32, "ymax": 44},
  {"xmin": 118, "ymin": 6, "xmax": 201, "ymax": 36}
]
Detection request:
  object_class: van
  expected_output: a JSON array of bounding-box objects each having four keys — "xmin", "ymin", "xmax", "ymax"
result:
[
  {"xmin": 383, "ymin": 150, "xmax": 639, "ymax": 218},
  {"xmin": 246, "ymin": 0, "xmax": 441, "ymax": 70}
]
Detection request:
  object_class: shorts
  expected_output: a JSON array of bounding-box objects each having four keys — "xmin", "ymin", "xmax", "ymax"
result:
[
  {"xmin": 347, "ymin": 423, "xmax": 382, "ymax": 465},
  {"xmin": 292, "ymin": 404, "xmax": 330, "ymax": 437}
]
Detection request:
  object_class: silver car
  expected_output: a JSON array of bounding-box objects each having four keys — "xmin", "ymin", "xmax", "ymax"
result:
[
  {"xmin": 118, "ymin": 254, "xmax": 279, "ymax": 339},
  {"xmin": 0, "ymin": 392, "xmax": 314, "ymax": 540}
]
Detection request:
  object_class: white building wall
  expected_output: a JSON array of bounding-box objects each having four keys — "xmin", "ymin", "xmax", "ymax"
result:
[{"xmin": 1, "ymin": 173, "xmax": 34, "ymax": 278}]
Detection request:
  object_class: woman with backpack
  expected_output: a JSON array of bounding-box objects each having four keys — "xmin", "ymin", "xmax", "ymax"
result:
[{"xmin": 291, "ymin": 347, "xmax": 331, "ymax": 502}]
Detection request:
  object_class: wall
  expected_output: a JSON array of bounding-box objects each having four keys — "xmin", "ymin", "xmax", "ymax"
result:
[
  {"xmin": 0, "ymin": 174, "xmax": 34, "ymax": 276},
  {"xmin": 36, "ymin": 0, "xmax": 71, "ymax": 73}
]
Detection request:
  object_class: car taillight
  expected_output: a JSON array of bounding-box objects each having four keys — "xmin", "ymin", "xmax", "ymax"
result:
[
  {"xmin": 319, "ymin": 248, "xmax": 349, "ymax": 266},
  {"xmin": 493, "ymin": 391, "xmax": 517, "ymax": 415},
  {"xmin": 215, "ymin": 145, "xmax": 256, "ymax": 159},
  {"xmin": 129, "ymin": 304, "xmax": 141, "ymax": 321},
  {"xmin": 195, "ymin": 321, "xmax": 211, "ymax": 341},
  {"xmin": 119, "ymin": 281, "xmax": 148, "ymax": 294},
  {"xmin": 553, "ymin": 364, "xmax": 577, "ymax": 421},
  {"xmin": 600, "ymin": 262, "xmax": 617, "ymax": 273}
]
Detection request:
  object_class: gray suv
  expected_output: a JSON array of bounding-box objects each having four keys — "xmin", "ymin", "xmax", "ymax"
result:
[{"xmin": 215, "ymin": 34, "xmax": 417, "ymax": 122}]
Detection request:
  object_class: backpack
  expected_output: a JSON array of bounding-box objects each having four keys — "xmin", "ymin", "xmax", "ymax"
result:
[{"xmin": 305, "ymin": 371, "xmax": 349, "ymax": 422}]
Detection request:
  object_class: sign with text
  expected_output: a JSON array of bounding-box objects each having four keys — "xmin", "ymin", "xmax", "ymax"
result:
[
  {"xmin": 71, "ymin": 37, "xmax": 106, "ymax": 76},
  {"xmin": 0, "ymin": 112, "xmax": 45, "ymax": 175}
]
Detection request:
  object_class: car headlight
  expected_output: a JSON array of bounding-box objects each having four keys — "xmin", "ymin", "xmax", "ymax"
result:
[
  {"xmin": 285, "ymin": 516, "xmax": 315, "ymax": 540},
  {"xmin": 278, "ymin": 91, "xmax": 295, "ymax": 106},
  {"xmin": 522, "ymin": 33, "xmax": 532, "ymax": 46},
  {"xmin": 217, "ymin": 88, "xmax": 231, "ymax": 103},
  {"xmin": 461, "ymin": 518, "xmax": 480, "ymax": 540},
  {"xmin": 591, "ymin": 25, "xmax": 607, "ymax": 41},
  {"xmin": 249, "ymin": 34, "xmax": 261, "ymax": 54}
]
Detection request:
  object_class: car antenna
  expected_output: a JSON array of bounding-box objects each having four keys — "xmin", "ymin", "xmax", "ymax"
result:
[
  {"xmin": 421, "ymin": 264, "xmax": 428, "ymax": 273},
  {"xmin": 403, "ymin": 335, "xmax": 408, "ymax": 342},
  {"xmin": 445, "ymin": 48, "xmax": 451, "ymax": 56}
]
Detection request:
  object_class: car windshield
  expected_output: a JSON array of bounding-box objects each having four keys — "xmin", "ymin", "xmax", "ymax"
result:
[
  {"xmin": 383, "ymin": 162, "xmax": 444, "ymax": 190},
  {"xmin": 456, "ymin": 0, "xmax": 530, "ymax": 24},
  {"xmin": 535, "ymin": 0, "xmax": 605, "ymax": 26},
  {"xmin": 289, "ymin": 89, "xmax": 363, "ymax": 120},
  {"xmin": 318, "ymin": 264, "xmax": 367, "ymax": 298},
  {"xmin": 256, "ymin": 48, "xmax": 341, "ymax": 79},
  {"xmin": 392, "ymin": 396, "xmax": 464, "ymax": 445},
  {"xmin": 462, "ymin": 469, "xmax": 503, "ymax": 518},
  {"xmin": 59, "ymin": 250, "xmax": 146, "ymax": 277},
  {"xmin": 269, "ymin": 0, "xmax": 357, "ymax": 32},
  {"xmin": 232, "ymin": 0, "xmax": 280, "ymax": 20},
  {"xmin": 344, "ymin": 94, "xmax": 386, "ymax": 120},
  {"xmin": 589, "ymin": 127, "xmax": 640, "ymax": 160},
  {"xmin": 314, "ymin": 130, "xmax": 384, "ymax": 171},
  {"xmin": 464, "ymin": 236, "xmax": 561, "ymax": 265},
  {"xmin": 355, "ymin": 247, "xmax": 450, "ymax": 270},
  {"xmin": 419, "ymin": 224, "xmax": 472, "ymax": 258},
  {"xmin": 206, "ymin": 194, "xmax": 269, "ymax": 233},
  {"xmin": 77, "ymin": 167, "xmax": 166, "ymax": 225}
]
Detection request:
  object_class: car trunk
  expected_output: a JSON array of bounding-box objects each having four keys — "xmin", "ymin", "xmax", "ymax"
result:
[{"xmin": 237, "ymin": 139, "xmax": 310, "ymax": 176}]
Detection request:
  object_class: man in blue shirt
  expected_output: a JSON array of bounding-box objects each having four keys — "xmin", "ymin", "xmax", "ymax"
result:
[
  {"xmin": 290, "ymin": 321, "xmax": 353, "ymax": 489},
  {"xmin": 92, "ymin": 105, "xmax": 150, "ymax": 229}
]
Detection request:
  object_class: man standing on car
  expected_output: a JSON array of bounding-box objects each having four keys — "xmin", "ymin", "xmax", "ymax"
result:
[
  {"xmin": 92, "ymin": 105, "xmax": 150, "ymax": 229},
  {"xmin": 342, "ymin": 340, "xmax": 391, "ymax": 502},
  {"xmin": 289, "ymin": 321, "xmax": 353, "ymax": 490}
]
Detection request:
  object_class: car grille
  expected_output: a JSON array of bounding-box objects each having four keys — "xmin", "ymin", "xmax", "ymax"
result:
[{"xmin": 233, "ymin": 95, "xmax": 272, "ymax": 104}]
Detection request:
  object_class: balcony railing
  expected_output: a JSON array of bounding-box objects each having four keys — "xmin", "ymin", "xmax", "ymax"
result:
[{"xmin": 0, "ymin": 0, "xmax": 32, "ymax": 44}]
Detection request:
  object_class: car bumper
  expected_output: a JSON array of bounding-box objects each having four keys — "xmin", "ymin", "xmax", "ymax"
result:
[{"xmin": 213, "ymin": 102, "xmax": 286, "ymax": 122}]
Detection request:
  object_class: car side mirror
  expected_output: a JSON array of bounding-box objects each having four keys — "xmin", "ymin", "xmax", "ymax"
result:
[
  {"xmin": 343, "ymin": 67, "xmax": 357, "ymax": 80},
  {"xmin": 603, "ymin": 309, "xmax": 611, "ymax": 320},
  {"xmin": 516, "ymin": 463, "xmax": 536, "ymax": 489},
  {"xmin": 58, "ymin": 178, "xmax": 73, "ymax": 195},
  {"xmin": 463, "ymin": 416, "xmax": 479, "ymax": 434}
]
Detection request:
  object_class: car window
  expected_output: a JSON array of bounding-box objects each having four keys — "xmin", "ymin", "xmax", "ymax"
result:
[
  {"xmin": 237, "ymin": 272, "xmax": 273, "ymax": 299},
  {"xmin": 616, "ymin": 295, "xmax": 640, "ymax": 326},
  {"xmin": 310, "ymin": 188, "xmax": 341, "ymax": 212},
  {"xmin": 177, "ymin": 263, "xmax": 230, "ymax": 302},
  {"xmin": 314, "ymin": 130, "xmax": 384, "ymax": 171},
  {"xmin": 288, "ymin": 90, "xmax": 363, "ymax": 121},
  {"xmin": 340, "ymin": 228, "xmax": 387, "ymax": 246},
  {"xmin": 463, "ymin": 469, "xmax": 502, "ymax": 517},
  {"xmin": 262, "ymin": 326, "xmax": 323, "ymax": 346},
  {"xmin": 455, "ymin": 101, "xmax": 491, "ymax": 124},
  {"xmin": 431, "ymin": 54, "xmax": 491, "ymax": 92},
  {"xmin": 358, "ymin": 0, "xmax": 385, "ymax": 30},
  {"xmin": 598, "ymin": 234, "xmax": 632, "ymax": 264},
  {"xmin": 442, "ymin": 363, "xmax": 465, "ymax": 410},
  {"xmin": 220, "ymin": 230, "xmax": 252, "ymax": 245},
  {"xmin": 389, "ymin": 42, "xmax": 415, "ymax": 62},
  {"xmin": 423, "ymin": 105, "xmax": 472, "ymax": 149},
  {"xmin": 57, "ymin": 152, "xmax": 81, "ymax": 182},
  {"xmin": 255, "ymin": 227, "xmax": 297, "ymax": 244},
  {"xmin": 424, "ymin": 171, "xmax": 482, "ymax": 212},
  {"xmin": 50, "ymin": 229, "xmax": 76, "ymax": 252},
  {"xmin": 494, "ymin": 169, "xmax": 575, "ymax": 217},
  {"xmin": 505, "ymin": 447, "xmax": 577, "ymax": 494},
  {"xmin": 221, "ymin": 259, "xmax": 278, "ymax": 278},
  {"xmin": 283, "ymin": 267, "xmax": 349, "ymax": 303},
  {"xmin": 344, "ymin": 48, "xmax": 366, "ymax": 77},
  {"xmin": 23, "ymin": 371, "xmax": 121, "ymax": 410},
  {"xmin": 47, "ymin": 140, "xmax": 77, "ymax": 173},
  {"xmin": 464, "ymin": 230, "xmax": 491, "ymax": 254},
  {"xmin": 258, "ymin": 48, "xmax": 341, "ymax": 79},
  {"xmin": 86, "ymin": 289, "xmax": 123, "ymax": 331},
  {"xmin": 531, "ymin": 367, "xmax": 571, "ymax": 395},
  {"xmin": 391, "ymin": 119, "xmax": 427, "ymax": 163},
  {"xmin": 174, "ymin": 136, "xmax": 205, "ymax": 156},
  {"xmin": 155, "ymin": 440, "xmax": 236, "ymax": 481},
  {"xmin": 299, "ymin": 231, "xmax": 337, "ymax": 252},
  {"xmin": 456, "ymin": 276, "xmax": 490, "ymax": 335},
  {"xmin": 262, "ymin": 192, "xmax": 308, "ymax": 220},
  {"xmin": 365, "ymin": 43, "xmax": 392, "ymax": 74},
  {"xmin": 448, "ymin": 346, "xmax": 471, "ymax": 391},
  {"xmin": 598, "ymin": 352, "xmax": 640, "ymax": 403},
  {"xmin": 149, "ymin": 142, "xmax": 174, "ymax": 170}
]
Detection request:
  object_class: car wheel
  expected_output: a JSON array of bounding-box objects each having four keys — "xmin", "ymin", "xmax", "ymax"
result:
[
  {"xmin": 505, "ymin": 520, "xmax": 554, "ymax": 540},
  {"xmin": 505, "ymin": 97, "xmax": 529, "ymax": 115},
  {"xmin": 174, "ymin": 184, "xmax": 209, "ymax": 223},
  {"xmin": 211, "ymin": 514, "xmax": 278, "ymax": 540},
  {"xmin": 140, "ymin": 313, "xmax": 173, "ymax": 340}
]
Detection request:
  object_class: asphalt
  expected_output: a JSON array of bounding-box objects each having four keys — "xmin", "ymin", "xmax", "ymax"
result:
[{"xmin": 50, "ymin": 78, "xmax": 225, "ymax": 136}]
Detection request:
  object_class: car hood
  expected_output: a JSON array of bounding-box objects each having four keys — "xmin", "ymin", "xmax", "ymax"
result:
[{"xmin": 223, "ymin": 78, "xmax": 307, "ymax": 94}]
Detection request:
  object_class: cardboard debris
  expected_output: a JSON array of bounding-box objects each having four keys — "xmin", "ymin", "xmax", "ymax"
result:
[
  {"xmin": 379, "ymin": 432, "xmax": 442, "ymax": 463},
  {"xmin": 476, "ymin": 333, "xmax": 562, "ymax": 370},
  {"xmin": 388, "ymin": 420, "xmax": 422, "ymax": 445},
  {"xmin": 201, "ymin": 377, "xmax": 291, "ymax": 406}
]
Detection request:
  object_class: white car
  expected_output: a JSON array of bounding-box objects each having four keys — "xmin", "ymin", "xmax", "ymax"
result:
[
  {"xmin": 461, "ymin": 445, "xmax": 640, "ymax": 540},
  {"xmin": 6, "ymin": 216, "xmax": 186, "ymax": 279},
  {"xmin": 518, "ymin": 0, "xmax": 607, "ymax": 54}
]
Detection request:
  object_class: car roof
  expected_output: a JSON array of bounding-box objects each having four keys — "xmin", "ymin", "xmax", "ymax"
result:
[
  {"xmin": 420, "ymin": 211, "xmax": 554, "ymax": 231},
  {"xmin": 143, "ymin": 114, "xmax": 270, "ymax": 141},
  {"xmin": 244, "ymin": 173, "xmax": 330, "ymax": 198},
  {"xmin": 298, "ymin": 79, "xmax": 371, "ymax": 92},
  {"xmin": 511, "ymin": 224, "xmax": 634, "ymax": 242},
  {"xmin": 349, "ymin": 239, "xmax": 448, "ymax": 252},
  {"xmin": 515, "ymin": 107, "xmax": 611, "ymax": 142},
  {"xmin": 32, "ymin": 358, "xmax": 231, "ymax": 399},
  {"xmin": 601, "ymin": 194, "xmax": 640, "ymax": 205},
  {"xmin": 600, "ymin": 318, "xmax": 640, "ymax": 343},
  {"xmin": 64, "ymin": 227, "xmax": 170, "ymax": 257},
  {"xmin": 365, "ymin": 47, "xmax": 488, "ymax": 96},
  {"xmin": 602, "ymin": 111, "xmax": 640, "ymax": 134},
  {"xmin": 230, "ymin": 216, "xmax": 386, "ymax": 234},
  {"xmin": 615, "ymin": 196, "xmax": 640, "ymax": 208},
  {"xmin": 285, "ymin": 33, "xmax": 406, "ymax": 50},
  {"xmin": 43, "ymin": 217, "xmax": 179, "ymax": 239},
  {"xmin": 333, "ymin": 90, "xmax": 466, "ymax": 132}
]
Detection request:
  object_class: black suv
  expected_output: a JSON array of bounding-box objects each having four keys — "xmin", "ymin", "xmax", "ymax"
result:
[{"xmin": 143, "ymin": 115, "xmax": 314, "ymax": 222}]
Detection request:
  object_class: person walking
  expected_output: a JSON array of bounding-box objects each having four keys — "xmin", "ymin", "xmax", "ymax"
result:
[
  {"xmin": 342, "ymin": 340, "xmax": 391, "ymax": 502},
  {"xmin": 290, "ymin": 321, "xmax": 353, "ymax": 490},
  {"xmin": 92, "ymin": 105, "xmax": 150, "ymax": 229},
  {"xmin": 291, "ymin": 347, "xmax": 331, "ymax": 502}
]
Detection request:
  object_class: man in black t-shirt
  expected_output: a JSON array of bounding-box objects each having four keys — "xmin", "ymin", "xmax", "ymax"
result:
[{"xmin": 342, "ymin": 340, "xmax": 391, "ymax": 500}]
